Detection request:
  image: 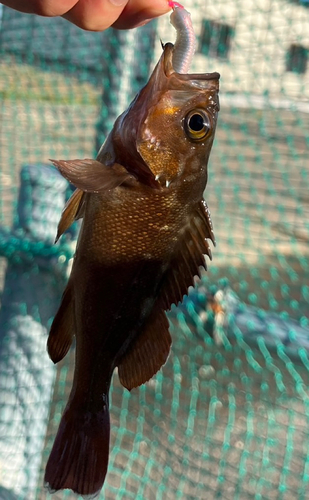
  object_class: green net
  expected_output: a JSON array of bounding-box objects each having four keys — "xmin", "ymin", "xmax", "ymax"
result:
[{"xmin": 0, "ymin": 1, "xmax": 309, "ymax": 498}]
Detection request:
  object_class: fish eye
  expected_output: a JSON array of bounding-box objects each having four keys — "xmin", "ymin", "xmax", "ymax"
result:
[{"xmin": 184, "ymin": 109, "xmax": 210, "ymax": 141}]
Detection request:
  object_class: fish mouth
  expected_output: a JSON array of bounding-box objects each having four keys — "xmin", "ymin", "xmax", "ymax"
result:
[{"xmin": 162, "ymin": 42, "xmax": 220, "ymax": 87}]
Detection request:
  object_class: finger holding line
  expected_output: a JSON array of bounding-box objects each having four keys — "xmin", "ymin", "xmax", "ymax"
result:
[{"xmin": 1, "ymin": 0, "xmax": 171, "ymax": 31}]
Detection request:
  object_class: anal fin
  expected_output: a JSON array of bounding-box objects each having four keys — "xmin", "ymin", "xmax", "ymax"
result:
[
  {"xmin": 47, "ymin": 282, "xmax": 75, "ymax": 364},
  {"xmin": 118, "ymin": 307, "xmax": 171, "ymax": 391}
]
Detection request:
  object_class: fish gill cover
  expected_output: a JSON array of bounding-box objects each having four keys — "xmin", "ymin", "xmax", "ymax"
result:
[{"xmin": 0, "ymin": 0, "xmax": 308, "ymax": 499}]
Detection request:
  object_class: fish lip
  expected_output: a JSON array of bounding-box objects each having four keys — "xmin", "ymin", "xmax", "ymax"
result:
[{"xmin": 163, "ymin": 42, "xmax": 220, "ymax": 83}]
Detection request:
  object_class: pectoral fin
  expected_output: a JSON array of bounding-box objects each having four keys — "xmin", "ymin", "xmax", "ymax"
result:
[
  {"xmin": 50, "ymin": 159, "xmax": 133, "ymax": 193},
  {"xmin": 47, "ymin": 283, "xmax": 75, "ymax": 364},
  {"xmin": 118, "ymin": 307, "xmax": 171, "ymax": 391},
  {"xmin": 55, "ymin": 188, "xmax": 85, "ymax": 243}
]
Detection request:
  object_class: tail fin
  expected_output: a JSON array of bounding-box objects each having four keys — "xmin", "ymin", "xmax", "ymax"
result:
[{"xmin": 44, "ymin": 402, "xmax": 110, "ymax": 498}]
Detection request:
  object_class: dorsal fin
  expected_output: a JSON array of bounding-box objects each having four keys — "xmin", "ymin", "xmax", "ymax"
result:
[
  {"xmin": 47, "ymin": 282, "xmax": 75, "ymax": 364},
  {"xmin": 117, "ymin": 199, "xmax": 215, "ymax": 390},
  {"xmin": 56, "ymin": 188, "xmax": 85, "ymax": 243},
  {"xmin": 160, "ymin": 199, "xmax": 215, "ymax": 310},
  {"xmin": 118, "ymin": 307, "xmax": 171, "ymax": 391}
]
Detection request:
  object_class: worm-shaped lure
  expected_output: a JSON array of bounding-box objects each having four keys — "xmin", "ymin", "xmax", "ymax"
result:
[{"xmin": 169, "ymin": 1, "xmax": 196, "ymax": 74}]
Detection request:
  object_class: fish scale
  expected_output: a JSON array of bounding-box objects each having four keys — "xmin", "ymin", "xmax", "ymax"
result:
[{"xmin": 82, "ymin": 191, "xmax": 183, "ymax": 262}]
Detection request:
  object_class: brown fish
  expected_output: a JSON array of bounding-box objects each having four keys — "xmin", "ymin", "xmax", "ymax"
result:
[{"xmin": 44, "ymin": 37, "xmax": 219, "ymax": 498}]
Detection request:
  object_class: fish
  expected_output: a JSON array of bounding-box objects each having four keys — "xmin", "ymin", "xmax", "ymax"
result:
[{"xmin": 44, "ymin": 4, "xmax": 220, "ymax": 498}]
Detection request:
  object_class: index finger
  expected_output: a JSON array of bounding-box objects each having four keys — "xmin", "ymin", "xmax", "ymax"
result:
[
  {"xmin": 112, "ymin": 0, "xmax": 170, "ymax": 29},
  {"xmin": 63, "ymin": 0, "xmax": 170, "ymax": 31}
]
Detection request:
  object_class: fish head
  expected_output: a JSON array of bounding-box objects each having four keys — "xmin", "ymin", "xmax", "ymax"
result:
[
  {"xmin": 137, "ymin": 43, "xmax": 220, "ymax": 189},
  {"xmin": 109, "ymin": 43, "xmax": 220, "ymax": 191}
]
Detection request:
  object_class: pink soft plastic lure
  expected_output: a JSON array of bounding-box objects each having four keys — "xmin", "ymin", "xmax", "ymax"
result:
[{"xmin": 168, "ymin": 1, "xmax": 196, "ymax": 73}]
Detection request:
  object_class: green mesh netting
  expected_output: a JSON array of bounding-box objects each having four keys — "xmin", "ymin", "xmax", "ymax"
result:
[{"xmin": 0, "ymin": 1, "xmax": 309, "ymax": 499}]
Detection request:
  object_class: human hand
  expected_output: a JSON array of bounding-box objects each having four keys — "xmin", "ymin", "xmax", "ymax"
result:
[{"xmin": 1, "ymin": 0, "xmax": 170, "ymax": 31}]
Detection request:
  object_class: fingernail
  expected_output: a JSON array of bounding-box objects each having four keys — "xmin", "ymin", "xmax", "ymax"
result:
[{"xmin": 109, "ymin": 0, "xmax": 127, "ymax": 6}]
